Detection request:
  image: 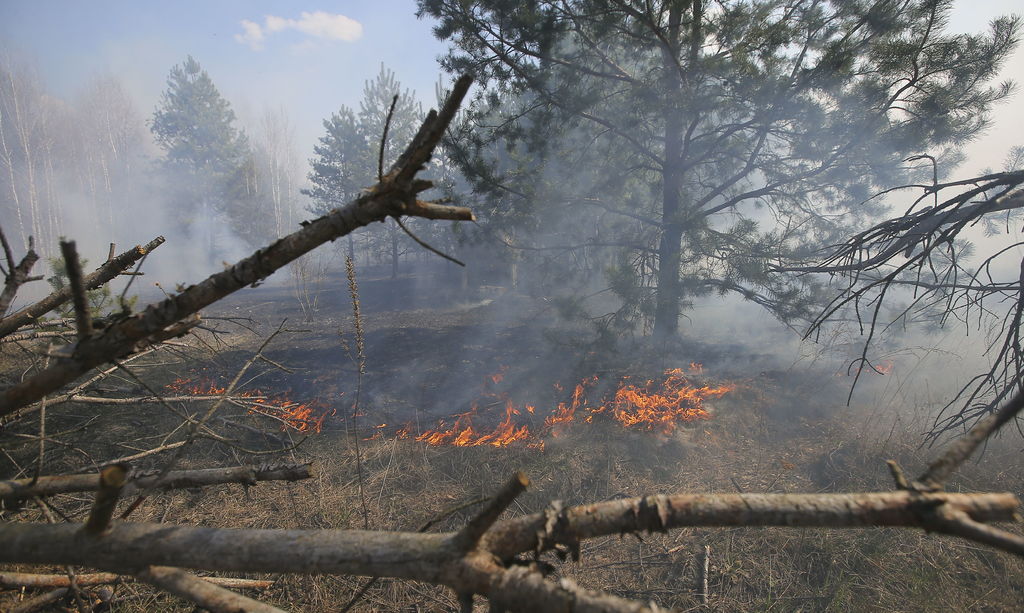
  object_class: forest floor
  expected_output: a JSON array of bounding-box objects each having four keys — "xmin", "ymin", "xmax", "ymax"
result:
[{"xmin": 2, "ymin": 265, "xmax": 1022, "ymax": 612}]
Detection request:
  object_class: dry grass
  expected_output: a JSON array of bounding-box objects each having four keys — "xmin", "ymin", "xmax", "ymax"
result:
[
  {"xmin": 2, "ymin": 288, "xmax": 1022, "ymax": 611},
  {"xmin": 6, "ymin": 381, "xmax": 1018, "ymax": 612}
]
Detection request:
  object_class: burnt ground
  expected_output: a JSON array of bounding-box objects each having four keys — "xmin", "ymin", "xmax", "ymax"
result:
[{"xmin": 190, "ymin": 263, "xmax": 845, "ymax": 434}]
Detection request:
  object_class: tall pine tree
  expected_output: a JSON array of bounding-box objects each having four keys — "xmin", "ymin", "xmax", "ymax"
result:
[
  {"xmin": 420, "ymin": 0, "xmax": 1020, "ymax": 337},
  {"xmin": 150, "ymin": 56, "xmax": 249, "ymax": 246}
]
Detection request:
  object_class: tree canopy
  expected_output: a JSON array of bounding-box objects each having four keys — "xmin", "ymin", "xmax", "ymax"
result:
[
  {"xmin": 150, "ymin": 56, "xmax": 248, "ymax": 175},
  {"xmin": 419, "ymin": 0, "xmax": 1020, "ymax": 337}
]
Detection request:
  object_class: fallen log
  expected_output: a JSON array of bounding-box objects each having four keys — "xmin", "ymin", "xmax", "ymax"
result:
[
  {"xmin": 0, "ymin": 571, "xmax": 273, "ymax": 590},
  {"xmin": 0, "ymin": 462, "xmax": 314, "ymax": 501}
]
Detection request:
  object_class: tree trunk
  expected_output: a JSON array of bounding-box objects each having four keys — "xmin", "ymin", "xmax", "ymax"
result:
[
  {"xmin": 391, "ymin": 226, "xmax": 399, "ymax": 279},
  {"xmin": 652, "ymin": 2, "xmax": 687, "ymax": 338}
]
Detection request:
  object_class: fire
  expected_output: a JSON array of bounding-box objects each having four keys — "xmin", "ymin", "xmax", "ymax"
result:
[
  {"xmin": 398, "ymin": 366, "xmax": 732, "ymax": 449},
  {"xmin": 598, "ymin": 369, "xmax": 728, "ymax": 433},
  {"xmin": 166, "ymin": 377, "xmax": 334, "ymax": 433}
]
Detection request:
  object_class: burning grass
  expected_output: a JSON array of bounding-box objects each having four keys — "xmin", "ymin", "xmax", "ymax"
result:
[
  {"xmin": 166, "ymin": 376, "xmax": 335, "ymax": 433},
  {"xmin": 367, "ymin": 365, "xmax": 732, "ymax": 451}
]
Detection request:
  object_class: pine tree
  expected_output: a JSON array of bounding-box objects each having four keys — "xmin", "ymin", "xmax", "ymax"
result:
[
  {"xmin": 419, "ymin": 0, "xmax": 1020, "ymax": 337},
  {"xmin": 305, "ymin": 65, "xmax": 425, "ymax": 277},
  {"xmin": 150, "ymin": 56, "xmax": 249, "ymax": 242}
]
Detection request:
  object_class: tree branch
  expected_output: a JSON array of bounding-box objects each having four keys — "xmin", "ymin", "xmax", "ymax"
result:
[
  {"xmin": 0, "ymin": 76, "xmax": 475, "ymax": 419},
  {"xmin": 134, "ymin": 566, "xmax": 285, "ymax": 613},
  {"xmin": 0, "ymin": 236, "xmax": 165, "ymax": 339},
  {"xmin": 1, "ymin": 462, "xmax": 314, "ymax": 502}
]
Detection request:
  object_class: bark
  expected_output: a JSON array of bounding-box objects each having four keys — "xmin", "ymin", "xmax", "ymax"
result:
[
  {"xmin": 0, "ymin": 492, "xmax": 1015, "ymax": 579},
  {"xmin": 135, "ymin": 566, "xmax": 285, "ymax": 613},
  {"xmin": 0, "ymin": 571, "xmax": 273, "ymax": 590},
  {"xmin": 0, "ymin": 236, "xmax": 166, "ymax": 338},
  {"xmin": 0, "ymin": 76, "xmax": 475, "ymax": 418},
  {"xmin": 1, "ymin": 462, "xmax": 313, "ymax": 501},
  {"xmin": 651, "ymin": 2, "xmax": 689, "ymax": 338},
  {"xmin": 481, "ymin": 491, "xmax": 1019, "ymax": 560}
]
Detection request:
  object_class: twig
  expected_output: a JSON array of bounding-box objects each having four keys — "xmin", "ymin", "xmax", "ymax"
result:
[
  {"xmin": 0, "ymin": 236, "xmax": 165, "ymax": 339},
  {"xmin": 379, "ymin": 94, "xmax": 398, "ymax": 181},
  {"xmin": 6, "ymin": 587, "xmax": 69, "ymax": 613},
  {"xmin": 394, "ymin": 216, "xmax": 465, "ymax": 267},
  {"xmin": 59, "ymin": 240, "xmax": 93, "ymax": 340},
  {"xmin": 701, "ymin": 544, "xmax": 710, "ymax": 605},
  {"xmin": 134, "ymin": 566, "xmax": 285, "ymax": 613},
  {"xmin": 917, "ymin": 389, "xmax": 1024, "ymax": 490}
]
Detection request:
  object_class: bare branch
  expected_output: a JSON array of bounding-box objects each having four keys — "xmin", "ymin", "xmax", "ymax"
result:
[
  {"xmin": 917, "ymin": 389, "xmax": 1024, "ymax": 490},
  {"xmin": 0, "ymin": 571, "xmax": 273, "ymax": 590},
  {"xmin": 134, "ymin": 565, "xmax": 285, "ymax": 613},
  {"xmin": 0, "ymin": 77, "xmax": 475, "ymax": 418},
  {"xmin": 0, "ymin": 236, "xmax": 165, "ymax": 338},
  {"xmin": 1, "ymin": 462, "xmax": 314, "ymax": 502},
  {"xmin": 58, "ymin": 240, "xmax": 93, "ymax": 340}
]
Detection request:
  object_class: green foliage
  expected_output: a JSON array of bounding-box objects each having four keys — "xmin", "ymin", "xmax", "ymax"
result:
[
  {"xmin": 150, "ymin": 56, "xmax": 251, "ymax": 237},
  {"xmin": 150, "ymin": 56, "xmax": 248, "ymax": 175},
  {"xmin": 304, "ymin": 65, "xmax": 455, "ymax": 277},
  {"xmin": 420, "ymin": 0, "xmax": 1019, "ymax": 335},
  {"xmin": 305, "ymin": 64, "xmax": 423, "ymax": 214},
  {"xmin": 46, "ymin": 257, "xmax": 137, "ymax": 318}
]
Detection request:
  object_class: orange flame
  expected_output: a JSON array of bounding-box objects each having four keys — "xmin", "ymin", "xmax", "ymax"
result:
[
  {"xmin": 166, "ymin": 377, "xmax": 333, "ymax": 433},
  {"xmin": 398, "ymin": 366, "xmax": 731, "ymax": 449}
]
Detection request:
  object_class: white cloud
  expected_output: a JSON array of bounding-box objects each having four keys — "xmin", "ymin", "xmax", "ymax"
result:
[
  {"xmin": 235, "ymin": 12, "xmax": 363, "ymax": 51},
  {"xmin": 234, "ymin": 19, "xmax": 265, "ymax": 50}
]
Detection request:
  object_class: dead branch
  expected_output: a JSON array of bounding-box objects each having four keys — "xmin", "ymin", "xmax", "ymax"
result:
[
  {"xmin": 83, "ymin": 463, "xmax": 127, "ymax": 534},
  {"xmin": 58, "ymin": 240, "xmax": 92, "ymax": 340},
  {"xmin": 0, "ymin": 75, "xmax": 474, "ymax": 419},
  {"xmin": 0, "ymin": 232, "xmax": 40, "ymax": 317},
  {"xmin": 0, "ymin": 492, "xmax": 1016, "ymax": 575},
  {"xmin": 917, "ymin": 389, "xmax": 1024, "ymax": 490},
  {"xmin": 0, "ymin": 571, "xmax": 273, "ymax": 590},
  {"xmin": 1, "ymin": 462, "xmax": 314, "ymax": 501},
  {"xmin": 5, "ymin": 587, "xmax": 69, "ymax": 613},
  {"xmin": 134, "ymin": 565, "xmax": 285, "ymax": 613},
  {"xmin": 0, "ymin": 236, "xmax": 165, "ymax": 339}
]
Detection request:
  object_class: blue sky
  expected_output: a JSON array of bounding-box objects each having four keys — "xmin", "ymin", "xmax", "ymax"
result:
[
  {"xmin": 0, "ymin": 1, "xmax": 1020, "ymax": 172},
  {"xmin": 0, "ymin": 1, "xmax": 452, "ymax": 154}
]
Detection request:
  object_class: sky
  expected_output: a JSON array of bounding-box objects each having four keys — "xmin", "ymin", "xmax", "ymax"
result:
[{"xmin": 0, "ymin": 0, "xmax": 1020, "ymax": 173}]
